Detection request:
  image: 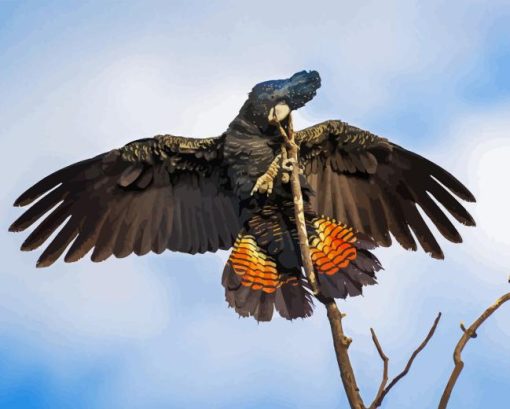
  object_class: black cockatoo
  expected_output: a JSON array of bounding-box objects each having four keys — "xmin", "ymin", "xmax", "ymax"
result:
[{"xmin": 9, "ymin": 71, "xmax": 476, "ymax": 321}]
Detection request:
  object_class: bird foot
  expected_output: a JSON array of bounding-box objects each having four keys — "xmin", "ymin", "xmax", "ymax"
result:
[
  {"xmin": 282, "ymin": 158, "xmax": 303, "ymax": 174},
  {"xmin": 251, "ymin": 150, "xmax": 302, "ymax": 195},
  {"xmin": 282, "ymin": 158, "xmax": 297, "ymax": 172},
  {"xmin": 251, "ymin": 173, "xmax": 275, "ymax": 196}
]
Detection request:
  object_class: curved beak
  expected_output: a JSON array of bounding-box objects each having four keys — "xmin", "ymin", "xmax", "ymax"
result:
[{"xmin": 268, "ymin": 102, "xmax": 291, "ymax": 123}]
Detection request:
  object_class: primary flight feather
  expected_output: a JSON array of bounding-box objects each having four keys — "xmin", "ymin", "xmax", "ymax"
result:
[{"xmin": 9, "ymin": 71, "xmax": 475, "ymax": 321}]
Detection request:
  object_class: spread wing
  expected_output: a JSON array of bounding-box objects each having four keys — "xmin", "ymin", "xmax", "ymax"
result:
[
  {"xmin": 297, "ymin": 121, "xmax": 476, "ymax": 259},
  {"xmin": 9, "ymin": 134, "xmax": 241, "ymax": 267}
]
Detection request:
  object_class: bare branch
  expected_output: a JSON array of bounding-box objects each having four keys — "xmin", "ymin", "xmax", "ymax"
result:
[
  {"xmin": 438, "ymin": 292, "xmax": 510, "ymax": 409},
  {"xmin": 278, "ymin": 113, "xmax": 365, "ymax": 409},
  {"xmin": 372, "ymin": 312, "xmax": 442, "ymax": 408},
  {"xmin": 275, "ymin": 113, "xmax": 319, "ymax": 295},
  {"xmin": 323, "ymin": 299, "xmax": 365, "ymax": 409},
  {"xmin": 368, "ymin": 329, "xmax": 389, "ymax": 409}
]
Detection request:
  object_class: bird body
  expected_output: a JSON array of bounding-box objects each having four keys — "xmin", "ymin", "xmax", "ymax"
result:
[{"xmin": 9, "ymin": 71, "xmax": 476, "ymax": 322}]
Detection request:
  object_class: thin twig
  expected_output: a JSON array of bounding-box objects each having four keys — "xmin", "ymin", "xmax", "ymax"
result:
[
  {"xmin": 274, "ymin": 113, "xmax": 319, "ymax": 295},
  {"xmin": 276, "ymin": 113, "xmax": 365, "ymax": 409},
  {"xmin": 368, "ymin": 328, "xmax": 389, "ymax": 409},
  {"xmin": 438, "ymin": 292, "xmax": 510, "ymax": 409},
  {"xmin": 373, "ymin": 312, "xmax": 442, "ymax": 408},
  {"xmin": 274, "ymin": 117, "xmax": 292, "ymax": 147}
]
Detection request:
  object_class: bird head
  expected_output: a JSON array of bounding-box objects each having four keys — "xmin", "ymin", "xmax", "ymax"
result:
[{"xmin": 239, "ymin": 70, "xmax": 322, "ymax": 130}]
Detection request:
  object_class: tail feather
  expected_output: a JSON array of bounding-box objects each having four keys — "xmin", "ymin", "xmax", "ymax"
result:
[
  {"xmin": 222, "ymin": 233, "xmax": 313, "ymax": 322},
  {"xmin": 275, "ymin": 278, "xmax": 313, "ymax": 320},
  {"xmin": 309, "ymin": 217, "xmax": 382, "ymax": 299},
  {"xmin": 222, "ymin": 212, "xmax": 382, "ymax": 321}
]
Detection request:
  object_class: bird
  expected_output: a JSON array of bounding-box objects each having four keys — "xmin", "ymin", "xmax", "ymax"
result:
[{"xmin": 9, "ymin": 70, "xmax": 476, "ymax": 322}]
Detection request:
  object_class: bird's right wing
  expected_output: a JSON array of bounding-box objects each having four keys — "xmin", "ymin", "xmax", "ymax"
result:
[{"xmin": 9, "ymin": 134, "xmax": 241, "ymax": 267}]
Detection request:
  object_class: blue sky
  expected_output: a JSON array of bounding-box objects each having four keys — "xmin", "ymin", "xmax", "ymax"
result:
[{"xmin": 1, "ymin": 1, "xmax": 510, "ymax": 408}]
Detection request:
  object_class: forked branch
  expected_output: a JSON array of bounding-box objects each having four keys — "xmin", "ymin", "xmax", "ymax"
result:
[
  {"xmin": 438, "ymin": 292, "xmax": 510, "ymax": 408},
  {"xmin": 369, "ymin": 328, "xmax": 389, "ymax": 408},
  {"xmin": 369, "ymin": 313, "xmax": 442, "ymax": 408}
]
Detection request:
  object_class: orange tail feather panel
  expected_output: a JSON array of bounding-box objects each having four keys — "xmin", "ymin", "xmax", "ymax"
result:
[
  {"xmin": 228, "ymin": 234, "xmax": 297, "ymax": 294},
  {"xmin": 309, "ymin": 218, "xmax": 357, "ymax": 275}
]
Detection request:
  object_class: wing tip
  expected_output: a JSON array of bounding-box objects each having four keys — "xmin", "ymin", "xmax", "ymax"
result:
[
  {"xmin": 13, "ymin": 188, "xmax": 47, "ymax": 207},
  {"xmin": 449, "ymin": 233, "xmax": 463, "ymax": 244},
  {"xmin": 36, "ymin": 258, "xmax": 53, "ymax": 268},
  {"xmin": 450, "ymin": 184, "xmax": 476, "ymax": 203},
  {"xmin": 20, "ymin": 242, "xmax": 36, "ymax": 252},
  {"xmin": 13, "ymin": 199, "xmax": 26, "ymax": 207},
  {"xmin": 8, "ymin": 223, "xmax": 22, "ymax": 233},
  {"xmin": 90, "ymin": 250, "xmax": 111, "ymax": 263},
  {"xmin": 424, "ymin": 246, "xmax": 445, "ymax": 259},
  {"xmin": 460, "ymin": 195, "xmax": 476, "ymax": 204},
  {"xmin": 431, "ymin": 251, "xmax": 445, "ymax": 260},
  {"xmin": 464, "ymin": 191, "xmax": 476, "ymax": 203},
  {"xmin": 13, "ymin": 192, "xmax": 33, "ymax": 207},
  {"xmin": 64, "ymin": 253, "xmax": 82, "ymax": 264},
  {"xmin": 460, "ymin": 214, "xmax": 476, "ymax": 227}
]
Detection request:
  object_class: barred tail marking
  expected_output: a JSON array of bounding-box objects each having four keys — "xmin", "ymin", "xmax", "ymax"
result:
[
  {"xmin": 228, "ymin": 234, "xmax": 298, "ymax": 293},
  {"xmin": 309, "ymin": 217, "xmax": 357, "ymax": 275}
]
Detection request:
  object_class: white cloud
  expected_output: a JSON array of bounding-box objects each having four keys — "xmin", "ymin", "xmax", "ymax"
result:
[{"xmin": 435, "ymin": 104, "xmax": 510, "ymax": 275}]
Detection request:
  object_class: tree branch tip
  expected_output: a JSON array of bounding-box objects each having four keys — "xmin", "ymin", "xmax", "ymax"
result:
[
  {"xmin": 372, "ymin": 311, "xmax": 442, "ymax": 408},
  {"xmin": 439, "ymin": 292, "xmax": 510, "ymax": 408},
  {"xmin": 460, "ymin": 322, "xmax": 477, "ymax": 338},
  {"xmin": 342, "ymin": 336, "xmax": 352, "ymax": 347}
]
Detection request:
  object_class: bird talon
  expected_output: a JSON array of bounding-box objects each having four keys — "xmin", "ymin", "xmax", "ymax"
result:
[
  {"xmin": 282, "ymin": 158, "xmax": 297, "ymax": 172},
  {"xmin": 251, "ymin": 176, "xmax": 273, "ymax": 196}
]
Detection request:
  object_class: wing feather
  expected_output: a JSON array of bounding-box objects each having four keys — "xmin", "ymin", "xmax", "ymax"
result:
[
  {"xmin": 368, "ymin": 196, "xmax": 391, "ymax": 246},
  {"xmin": 426, "ymin": 180, "xmax": 475, "ymax": 226},
  {"xmin": 400, "ymin": 199, "xmax": 443, "ymax": 259},
  {"xmin": 300, "ymin": 120, "xmax": 475, "ymax": 258},
  {"xmin": 10, "ymin": 186, "xmax": 67, "ymax": 232},
  {"xmin": 408, "ymin": 188, "xmax": 462, "ymax": 243},
  {"xmin": 65, "ymin": 209, "xmax": 110, "ymax": 263},
  {"xmin": 91, "ymin": 196, "xmax": 130, "ymax": 262},
  {"xmin": 381, "ymin": 190, "xmax": 418, "ymax": 251},
  {"xmin": 10, "ymin": 135, "xmax": 241, "ymax": 266},
  {"xmin": 13, "ymin": 158, "xmax": 97, "ymax": 207},
  {"xmin": 37, "ymin": 214, "xmax": 81, "ymax": 267},
  {"xmin": 21, "ymin": 201, "xmax": 73, "ymax": 251}
]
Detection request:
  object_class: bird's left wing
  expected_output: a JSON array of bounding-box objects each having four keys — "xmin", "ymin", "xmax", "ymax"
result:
[
  {"xmin": 297, "ymin": 121, "xmax": 476, "ymax": 259},
  {"xmin": 10, "ymin": 134, "xmax": 241, "ymax": 267}
]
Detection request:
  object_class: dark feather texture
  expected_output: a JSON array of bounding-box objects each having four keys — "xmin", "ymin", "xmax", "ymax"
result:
[
  {"xmin": 10, "ymin": 136, "xmax": 241, "ymax": 266},
  {"xmin": 299, "ymin": 120, "xmax": 476, "ymax": 258}
]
